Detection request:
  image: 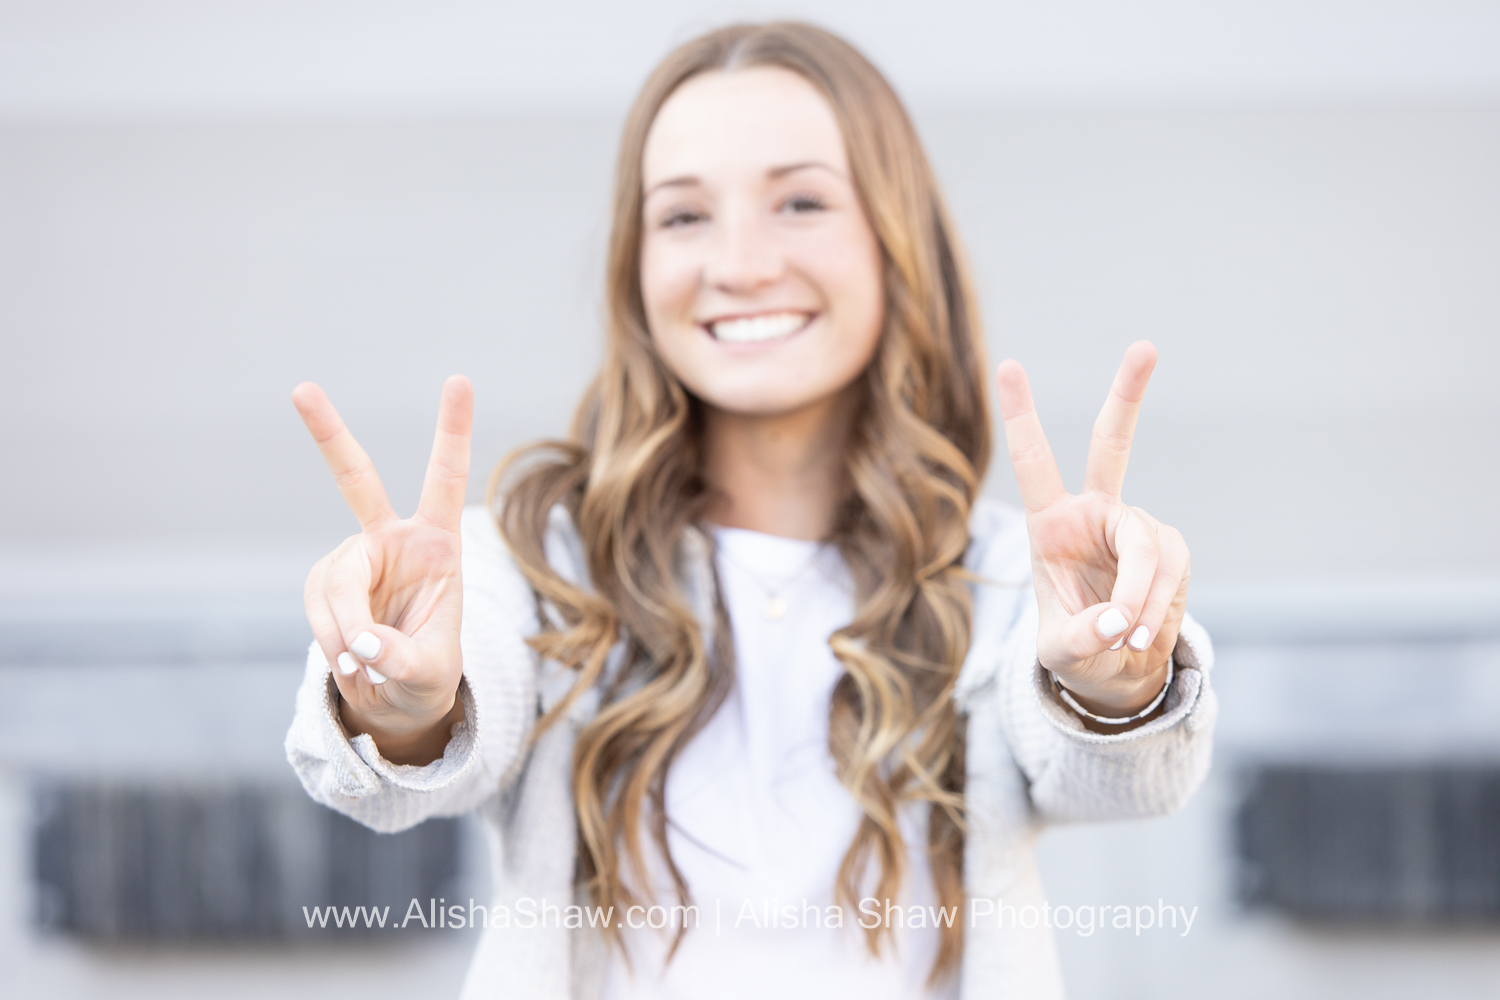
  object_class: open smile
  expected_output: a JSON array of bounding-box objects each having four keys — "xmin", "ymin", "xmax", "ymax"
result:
[{"xmin": 703, "ymin": 311, "xmax": 816, "ymax": 344}]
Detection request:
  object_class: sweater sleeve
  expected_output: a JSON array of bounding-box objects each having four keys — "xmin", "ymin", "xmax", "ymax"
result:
[
  {"xmin": 283, "ymin": 505, "xmax": 541, "ymax": 833},
  {"xmin": 994, "ymin": 594, "xmax": 1218, "ymax": 824}
]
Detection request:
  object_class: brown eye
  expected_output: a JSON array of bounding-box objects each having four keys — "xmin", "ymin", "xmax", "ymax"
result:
[
  {"xmin": 781, "ymin": 194, "xmax": 827, "ymax": 214},
  {"xmin": 661, "ymin": 208, "xmax": 707, "ymax": 228}
]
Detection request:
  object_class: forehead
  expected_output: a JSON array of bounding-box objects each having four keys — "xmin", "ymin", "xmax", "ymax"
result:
[{"xmin": 642, "ymin": 66, "xmax": 848, "ymax": 186}]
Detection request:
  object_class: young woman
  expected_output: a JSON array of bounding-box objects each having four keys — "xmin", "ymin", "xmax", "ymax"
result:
[{"xmin": 286, "ymin": 22, "xmax": 1214, "ymax": 1000}]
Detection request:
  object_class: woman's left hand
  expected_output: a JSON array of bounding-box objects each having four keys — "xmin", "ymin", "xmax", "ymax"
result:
[{"xmin": 993, "ymin": 341, "xmax": 1189, "ymax": 726}]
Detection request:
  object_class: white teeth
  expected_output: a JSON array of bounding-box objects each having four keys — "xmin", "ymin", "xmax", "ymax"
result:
[{"xmin": 709, "ymin": 312, "xmax": 808, "ymax": 343}]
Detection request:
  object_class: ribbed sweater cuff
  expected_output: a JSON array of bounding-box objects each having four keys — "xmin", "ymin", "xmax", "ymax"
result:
[
  {"xmin": 1031, "ymin": 614, "xmax": 1216, "ymax": 746},
  {"xmin": 306, "ymin": 641, "xmax": 481, "ymax": 797}
]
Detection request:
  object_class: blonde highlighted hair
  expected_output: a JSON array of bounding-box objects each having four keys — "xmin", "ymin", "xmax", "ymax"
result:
[{"xmin": 490, "ymin": 21, "xmax": 990, "ymax": 985}]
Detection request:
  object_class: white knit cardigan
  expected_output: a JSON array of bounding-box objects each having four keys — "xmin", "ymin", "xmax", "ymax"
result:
[{"xmin": 285, "ymin": 497, "xmax": 1217, "ymax": 999}]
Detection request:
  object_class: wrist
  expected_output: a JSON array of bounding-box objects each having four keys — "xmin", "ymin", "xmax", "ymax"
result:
[
  {"xmin": 1058, "ymin": 662, "xmax": 1170, "ymax": 717},
  {"xmin": 339, "ymin": 688, "xmax": 464, "ymax": 765},
  {"xmin": 1048, "ymin": 658, "xmax": 1173, "ymax": 732}
]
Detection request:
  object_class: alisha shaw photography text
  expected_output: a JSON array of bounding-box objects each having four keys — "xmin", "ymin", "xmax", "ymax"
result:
[{"xmin": 301, "ymin": 896, "xmax": 1200, "ymax": 938}]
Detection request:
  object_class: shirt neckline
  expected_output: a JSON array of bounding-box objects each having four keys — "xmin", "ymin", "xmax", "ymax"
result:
[{"xmin": 709, "ymin": 525, "xmax": 844, "ymax": 584}]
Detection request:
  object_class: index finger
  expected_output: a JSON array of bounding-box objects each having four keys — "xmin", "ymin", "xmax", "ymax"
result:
[
  {"xmin": 995, "ymin": 360, "xmax": 1067, "ymax": 512},
  {"xmin": 414, "ymin": 375, "xmax": 473, "ymax": 531},
  {"xmin": 1082, "ymin": 341, "xmax": 1156, "ymax": 497},
  {"xmin": 291, "ymin": 382, "xmax": 398, "ymax": 531}
]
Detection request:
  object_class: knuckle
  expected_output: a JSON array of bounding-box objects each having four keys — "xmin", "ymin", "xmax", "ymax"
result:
[
  {"xmin": 323, "ymin": 566, "xmax": 359, "ymax": 598},
  {"xmin": 332, "ymin": 462, "xmax": 373, "ymax": 491},
  {"xmin": 304, "ymin": 552, "xmax": 335, "ymax": 590},
  {"xmin": 1090, "ymin": 424, "xmax": 1132, "ymax": 453},
  {"xmin": 303, "ymin": 591, "xmax": 330, "ymax": 623},
  {"xmin": 324, "ymin": 590, "xmax": 369, "ymax": 625},
  {"xmin": 1126, "ymin": 529, "xmax": 1159, "ymax": 559},
  {"xmin": 428, "ymin": 460, "xmax": 468, "ymax": 484},
  {"xmin": 1138, "ymin": 595, "xmax": 1170, "ymax": 621},
  {"xmin": 318, "ymin": 644, "xmax": 342, "ymax": 669},
  {"xmin": 1009, "ymin": 440, "xmax": 1052, "ymax": 465},
  {"xmin": 1170, "ymin": 526, "xmax": 1189, "ymax": 554}
]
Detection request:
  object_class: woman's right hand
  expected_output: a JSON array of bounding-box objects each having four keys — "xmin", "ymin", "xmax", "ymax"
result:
[{"xmin": 292, "ymin": 375, "xmax": 473, "ymax": 765}]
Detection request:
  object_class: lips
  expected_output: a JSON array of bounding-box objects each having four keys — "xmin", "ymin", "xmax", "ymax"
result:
[{"xmin": 706, "ymin": 311, "xmax": 813, "ymax": 344}]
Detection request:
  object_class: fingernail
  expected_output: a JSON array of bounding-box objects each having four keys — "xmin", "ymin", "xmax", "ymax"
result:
[
  {"xmin": 1128, "ymin": 625, "xmax": 1151, "ymax": 651},
  {"xmin": 365, "ymin": 665, "xmax": 388, "ymax": 685},
  {"xmin": 1110, "ymin": 636, "xmax": 1126, "ymax": 651},
  {"xmin": 336, "ymin": 652, "xmax": 359, "ymax": 676},
  {"xmin": 350, "ymin": 631, "xmax": 381, "ymax": 660},
  {"xmin": 1096, "ymin": 609, "xmax": 1128, "ymax": 638}
]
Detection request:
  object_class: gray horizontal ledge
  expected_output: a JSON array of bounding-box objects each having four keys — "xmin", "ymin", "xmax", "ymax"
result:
[
  {"xmin": 0, "ymin": 612, "xmax": 311, "ymax": 666},
  {"xmin": 3, "ymin": 579, "xmax": 1498, "ymax": 666},
  {"xmin": 1188, "ymin": 580, "xmax": 1500, "ymax": 644}
]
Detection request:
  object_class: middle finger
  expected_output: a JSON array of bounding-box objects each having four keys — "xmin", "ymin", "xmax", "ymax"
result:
[{"xmin": 1082, "ymin": 341, "xmax": 1156, "ymax": 498}]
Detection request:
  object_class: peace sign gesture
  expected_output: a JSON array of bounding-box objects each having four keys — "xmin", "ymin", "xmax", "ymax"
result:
[
  {"xmin": 292, "ymin": 375, "xmax": 473, "ymax": 764},
  {"xmin": 995, "ymin": 342, "xmax": 1189, "ymax": 728}
]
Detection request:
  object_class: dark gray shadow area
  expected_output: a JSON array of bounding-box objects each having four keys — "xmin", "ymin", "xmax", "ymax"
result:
[
  {"xmin": 1236, "ymin": 764, "xmax": 1500, "ymax": 923},
  {"xmin": 32, "ymin": 779, "xmax": 463, "ymax": 941}
]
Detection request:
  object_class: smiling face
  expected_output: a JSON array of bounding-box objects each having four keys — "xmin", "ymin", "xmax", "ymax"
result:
[{"xmin": 639, "ymin": 67, "xmax": 885, "ymax": 418}]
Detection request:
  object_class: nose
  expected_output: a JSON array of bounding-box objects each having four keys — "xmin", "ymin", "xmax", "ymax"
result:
[{"xmin": 703, "ymin": 203, "xmax": 784, "ymax": 293}]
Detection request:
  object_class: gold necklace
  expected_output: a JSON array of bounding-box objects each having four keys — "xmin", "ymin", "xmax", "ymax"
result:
[{"xmin": 714, "ymin": 539, "xmax": 828, "ymax": 621}]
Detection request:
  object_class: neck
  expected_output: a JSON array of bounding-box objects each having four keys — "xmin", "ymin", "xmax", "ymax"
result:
[{"xmin": 701, "ymin": 387, "xmax": 858, "ymax": 541}]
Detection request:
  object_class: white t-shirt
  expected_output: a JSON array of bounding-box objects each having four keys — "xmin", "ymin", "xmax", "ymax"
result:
[{"xmin": 602, "ymin": 526, "xmax": 958, "ymax": 1000}]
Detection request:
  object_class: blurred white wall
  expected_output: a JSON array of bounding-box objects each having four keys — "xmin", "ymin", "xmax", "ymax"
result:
[
  {"xmin": 2, "ymin": 107, "xmax": 1496, "ymax": 588},
  {"xmin": 5, "ymin": 0, "xmax": 1500, "ymax": 117},
  {"xmin": 2, "ymin": 1, "xmax": 1497, "ymax": 589}
]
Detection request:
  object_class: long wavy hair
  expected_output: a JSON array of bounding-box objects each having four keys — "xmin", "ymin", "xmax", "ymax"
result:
[{"xmin": 489, "ymin": 21, "xmax": 990, "ymax": 985}]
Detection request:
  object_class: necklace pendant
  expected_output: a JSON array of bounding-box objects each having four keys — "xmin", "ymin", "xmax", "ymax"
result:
[{"xmin": 764, "ymin": 595, "xmax": 787, "ymax": 621}]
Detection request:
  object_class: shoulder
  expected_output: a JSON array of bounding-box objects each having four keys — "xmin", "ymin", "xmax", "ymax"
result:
[
  {"xmin": 968, "ymin": 494, "xmax": 1025, "ymax": 542},
  {"xmin": 460, "ymin": 501, "xmax": 590, "ymax": 591},
  {"xmin": 461, "ymin": 503, "xmax": 506, "ymax": 552},
  {"xmin": 965, "ymin": 495, "xmax": 1031, "ymax": 583},
  {"xmin": 952, "ymin": 496, "xmax": 1035, "ymax": 710},
  {"xmin": 459, "ymin": 504, "xmax": 534, "ymax": 602}
]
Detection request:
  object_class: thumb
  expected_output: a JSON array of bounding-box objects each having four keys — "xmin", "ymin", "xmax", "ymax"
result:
[
  {"xmin": 337, "ymin": 622, "xmax": 449, "ymax": 696},
  {"xmin": 1038, "ymin": 601, "xmax": 1134, "ymax": 672}
]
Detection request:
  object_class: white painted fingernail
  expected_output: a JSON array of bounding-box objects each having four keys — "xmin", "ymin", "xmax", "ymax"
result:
[
  {"xmin": 336, "ymin": 652, "xmax": 359, "ymax": 676},
  {"xmin": 365, "ymin": 665, "xmax": 388, "ymax": 685},
  {"xmin": 1110, "ymin": 636, "xmax": 1126, "ymax": 651},
  {"xmin": 350, "ymin": 632, "xmax": 381, "ymax": 660},
  {"xmin": 1128, "ymin": 625, "xmax": 1151, "ymax": 651},
  {"xmin": 1096, "ymin": 609, "xmax": 1128, "ymax": 638}
]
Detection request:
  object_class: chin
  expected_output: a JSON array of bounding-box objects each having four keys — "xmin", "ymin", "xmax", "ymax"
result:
[
  {"xmin": 658, "ymin": 338, "xmax": 871, "ymax": 419},
  {"xmin": 686, "ymin": 373, "xmax": 856, "ymax": 419},
  {"xmin": 692, "ymin": 389, "xmax": 811, "ymax": 417}
]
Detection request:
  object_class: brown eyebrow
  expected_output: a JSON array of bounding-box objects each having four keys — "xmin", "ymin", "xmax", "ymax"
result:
[
  {"xmin": 643, "ymin": 175, "xmax": 699, "ymax": 199},
  {"xmin": 768, "ymin": 160, "xmax": 844, "ymax": 180},
  {"xmin": 643, "ymin": 160, "xmax": 845, "ymax": 199}
]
